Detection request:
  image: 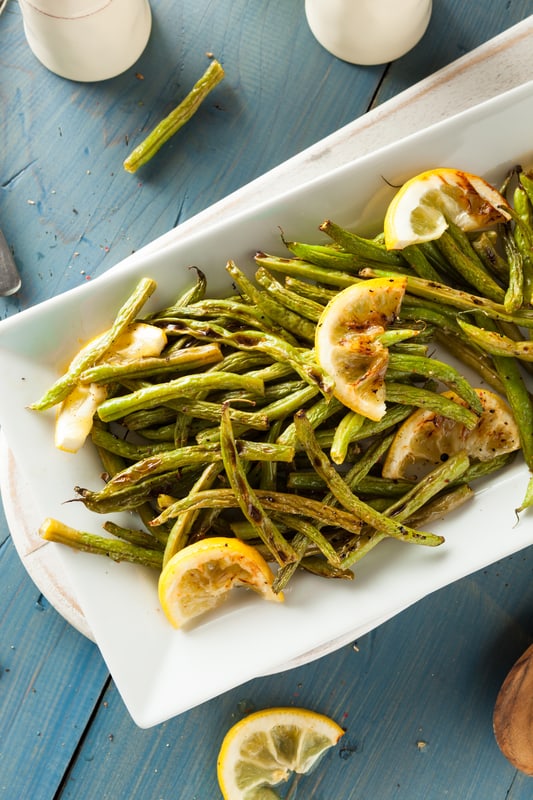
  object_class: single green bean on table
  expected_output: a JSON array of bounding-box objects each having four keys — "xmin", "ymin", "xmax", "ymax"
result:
[
  {"xmin": 34, "ymin": 164, "xmax": 533, "ymax": 595},
  {"xmin": 123, "ymin": 59, "xmax": 225, "ymax": 174}
]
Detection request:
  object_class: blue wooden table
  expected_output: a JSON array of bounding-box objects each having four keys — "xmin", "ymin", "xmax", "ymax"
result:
[{"xmin": 1, "ymin": 1, "xmax": 533, "ymax": 797}]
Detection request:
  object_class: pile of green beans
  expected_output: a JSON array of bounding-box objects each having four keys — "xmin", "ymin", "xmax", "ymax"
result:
[{"xmin": 38, "ymin": 165, "xmax": 533, "ymax": 590}]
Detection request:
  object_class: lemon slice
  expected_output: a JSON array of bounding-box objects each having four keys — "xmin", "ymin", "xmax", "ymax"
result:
[
  {"xmin": 384, "ymin": 167, "xmax": 512, "ymax": 249},
  {"xmin": 382, "ymin": 388, "xmax": 520, "ymax": 480},
  {"xmin": 315, "ymin": 276, "xmax": 407, "ymax": 421},
  {"xmin": 158, "ymin": 537, "xmax": 283, "ymax": 629},
  {"xmin": 217, "ymin": 706, "xmax": 345, "ymax": 800}
]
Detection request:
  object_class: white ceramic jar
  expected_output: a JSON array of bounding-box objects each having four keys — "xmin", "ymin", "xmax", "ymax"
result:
[
  {"xmin": 305, "ymin": 0, "xmax": 432, "ymax": 65},
  {"xmin": 18, "ymin": 0, "xmax": 152, "ymax": 82}
]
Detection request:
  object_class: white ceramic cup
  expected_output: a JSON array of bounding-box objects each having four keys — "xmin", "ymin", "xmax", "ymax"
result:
[
  {"xmin": 305, "ymin": 0, "xmax": 432, "ymax": 66},
  {"xmin": 18, "ymin": 0, "xmax": 152, "ymax": 82}
]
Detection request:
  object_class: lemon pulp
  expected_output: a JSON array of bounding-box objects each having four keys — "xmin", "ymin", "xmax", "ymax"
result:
[{"xmin": 217, "ymin": 707, "xmax": 344, "ymax": 800}]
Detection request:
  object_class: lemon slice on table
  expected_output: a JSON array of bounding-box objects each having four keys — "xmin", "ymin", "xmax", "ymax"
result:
[
  {"xmin": 315, "ymin": 276, "xmax": 407, "ymax": 421},
  {"xmin": 217, "ymin": 706, "xmax": 345, "ymax": 800},
  {"xmin": 158, "ymin": 537, "xmax": 283, "ymax": 629},
  {"xmin": 383, "ymin": 167, "xmax": 512, "ymax": 249},
  {"xmin": 382, "ymin": 387, "xmax": 520, "ymax": 481}
]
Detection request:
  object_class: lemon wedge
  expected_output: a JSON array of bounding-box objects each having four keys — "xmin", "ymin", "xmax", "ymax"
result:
[
  {"xmin": 315, "ymin": 276, "xmax": 407, "ymax": 421},
  {"xmin": 54, "ymin": 382, "xmax": 108, "ymax": 453},
  {"xmin": 382, "ymin": 387, "xmax": 520, "ymax": 480},
  {"xmin": 217, "ymin": 706, "xmax": 345, "ymax": 800},
  {"xmin": 105, "ymin": 321, "xmax": 167, "ymax": 362},
  {"xmin": 54, "ymin": 322, "xmax": 168, "ymax": 453},
  {"xmin": 384, "ymin": 167, "xmax": 512, "ymax": 249},
  {"xmin": 158, "ymin": 537, "xmax": 283, "ymax": 629}
]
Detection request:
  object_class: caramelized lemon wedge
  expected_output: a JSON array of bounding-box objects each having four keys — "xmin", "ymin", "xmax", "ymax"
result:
[
  {"xmin": 315, "ymin": 276, "xmax": 407, "ymax": 421},
  {"xmin": 382, "ymin": 388, "xmax": 520, "ymax": 481},
  {"xmin": 384, "ymin": 167, "xmax": 511, "ymax": 249},
  {"xmin": 158, "ymin": 537, "xmax": 282, "ymax": 629}
]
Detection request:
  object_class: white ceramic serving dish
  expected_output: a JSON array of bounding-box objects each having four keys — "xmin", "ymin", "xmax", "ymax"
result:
[{"xmin": 0, "ymin": 81, "xmax": 532, "ymax": 728}]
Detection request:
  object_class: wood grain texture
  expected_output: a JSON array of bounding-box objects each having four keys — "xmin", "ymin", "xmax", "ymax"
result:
[
  {"xmin": 375, "ymin": 0, "xmax": 533, "ymax": 107},
  {"xmin": 1, "ymin": 0, "xmax": 532, "ymax": 798},
  {"xmin": 0, "ymin": 0, "xmax": 381, "ymax": 314},
  {"xmin": 0, "ymin": 535, "xmax": 108, "ymax": 798}
]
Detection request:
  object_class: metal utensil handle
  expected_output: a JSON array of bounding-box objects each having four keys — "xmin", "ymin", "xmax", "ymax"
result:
[{"xmin": 0, "ymin": 229, "xmax": 22, "ymax": 296}]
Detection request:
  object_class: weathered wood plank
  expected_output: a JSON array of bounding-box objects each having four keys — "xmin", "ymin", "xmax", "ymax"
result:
[
  {"xmin": 378, "ymin": 0, "xmax": 533, "ymax": 106},
  {"xmin": 0, "ymin": 536, "xmax": 108, "ymax": 798},
  {"xmin": 0, "ymin": 0, "xmax": 382, "ymax": 316}
]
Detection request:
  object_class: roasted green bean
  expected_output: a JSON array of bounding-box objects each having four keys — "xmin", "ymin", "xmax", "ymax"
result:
[{"xmin": 123, "ymin": 59, "xmax": 225, "ymax": 173}]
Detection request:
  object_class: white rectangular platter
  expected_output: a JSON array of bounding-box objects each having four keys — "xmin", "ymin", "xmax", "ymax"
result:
[{"xmin": 0, "ymin": 81, "xmax": 532, "ymax": 727}]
